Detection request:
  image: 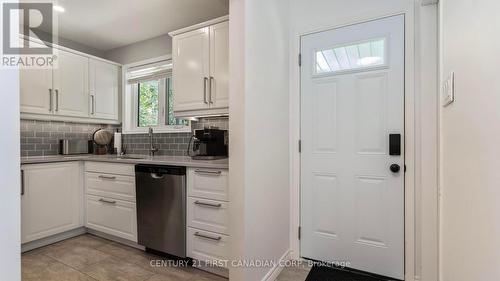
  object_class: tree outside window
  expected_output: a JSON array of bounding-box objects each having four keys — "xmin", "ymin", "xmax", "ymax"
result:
[{"xmin": 137, "ymin": 77, "xmax": 187, "ymax": 128}]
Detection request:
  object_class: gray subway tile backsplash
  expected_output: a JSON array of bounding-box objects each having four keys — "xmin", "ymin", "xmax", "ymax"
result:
[{"xmin": 20, "ymin": 117, "xmax": 229, "ymax": 157}]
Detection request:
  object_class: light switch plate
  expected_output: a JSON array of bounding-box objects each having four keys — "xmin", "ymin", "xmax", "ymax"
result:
[{"xmin": 442, "ymin": 72, "xmax": 454, "ymax": 107}]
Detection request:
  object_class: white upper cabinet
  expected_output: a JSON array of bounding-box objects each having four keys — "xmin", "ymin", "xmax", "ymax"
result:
[
  {"xmin": 20, "ymin": 67, "xmax": 53, "ymax": 115},
  {"xmin": 170, "ymin": 16, "xmax": 229, "ymax": 117},
  {"xmin": 209, "ymin": 21, "xmax": 229, "ymax": 110},
  {"xmin": 172, "ymin": 27, "xmax": 210, "ymax": 112},
  {"xmin": 20, "ymin": 41, "xmax": 53, "ymax": 115},
  {"xmin": 89, "ymin": 59, "xmax": 119, "ymax": 120},
  {"xmin": 20, "ymin": 38, "xmax": 121, "ymax": 124},
  {"xmin": 53, "ymin": 50, "xmax": 89, "ymax": 118}
]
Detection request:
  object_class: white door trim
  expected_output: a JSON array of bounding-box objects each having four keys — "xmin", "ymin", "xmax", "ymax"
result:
[{"xmin": 289, "ymin": 3, "xmax": 439, "ymax": 281}]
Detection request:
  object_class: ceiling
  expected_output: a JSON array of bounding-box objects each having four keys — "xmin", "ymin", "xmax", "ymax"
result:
[{"xmin": 51, "ymin": 0, "xmax": 229, "ymax": 51}]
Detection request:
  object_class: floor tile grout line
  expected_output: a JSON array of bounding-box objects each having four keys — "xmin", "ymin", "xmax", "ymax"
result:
[
  {"xmin": 23, "ymin": 251, "xmax": 100, "ymax": 281},
  {"xmin": 23, "ymin": 234, "xmax": 227, "ymax": 281}
]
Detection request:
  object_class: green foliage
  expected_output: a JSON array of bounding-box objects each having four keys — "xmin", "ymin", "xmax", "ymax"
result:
[
  {"xmin": 138, "ymin": 77, "xmax": 188, "ymax": 127},
  {"xmin": 138, "ymin": 81, "xmax": 159, "ymax": 127}
]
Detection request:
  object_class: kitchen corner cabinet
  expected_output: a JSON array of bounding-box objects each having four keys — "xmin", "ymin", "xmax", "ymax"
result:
[
  {"xmin": 21, "ymin": 162, "xmax": 83, "ymax": 244},
  {"xmin": 171, "ymin": 17, "xmax": 229, "ymax": 118},
  {"xmin": 20, "ymin": 39, "xmax": 121, "ymax": 124}
]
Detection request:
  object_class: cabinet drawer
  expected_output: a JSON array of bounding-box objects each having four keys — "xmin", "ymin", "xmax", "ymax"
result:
[
  {"xmin": 85, "ymin": 162, "xmax": 135, "ymax": 176},
  {"xmin": 187, "ymin": 197, "xmax": 229, "ymax": 235},
  {"xmin": 187, "ymin": 168, "xmax": 228, "ymax": 201},
  {"xmin": 187, "ymin": 228, "xmax": 229, "ymax": 267},
  {"xmin": 86, "ymin": 195, "xmax": 137, "ymax": 242},
  {"xmin": 85, "ymin": 172, "xmax": 135, "ymax": 202}
]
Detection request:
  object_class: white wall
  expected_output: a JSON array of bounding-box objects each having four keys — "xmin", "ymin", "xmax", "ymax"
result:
[
  {"xmin": 244, "ymin": 0, "xmax": 290, "ymax": 280},
  {"xmin": 0, "ymin": 71, "xmax": 21, "ymax": 281},
  {"xmin": 228, "ymin": 0, "xmax": 246, "ymax": 279},
  {"xmin": 0, "ymin": 2, "xmax": 21, "ymax": 279},
  {"xmin": 229, "ymin": 0, "xmax": 290, "ymax": 280},
  {"xmin": 104, "ymin": 34, "xmax": 172, "ymax": 64},
  {"xmin": 439, "ymin": 1, "xmax": 500, "ymax": 280}
]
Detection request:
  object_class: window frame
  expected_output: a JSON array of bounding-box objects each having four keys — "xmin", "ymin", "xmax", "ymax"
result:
[{"xmin": 122, "ymin": 56, "xmax": 191, "ymax": 134}]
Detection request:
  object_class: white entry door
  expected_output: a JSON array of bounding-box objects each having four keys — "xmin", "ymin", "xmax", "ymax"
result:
[{"xmin": 300, "ymin": 15, "xmax": 405, "ymax": 279}]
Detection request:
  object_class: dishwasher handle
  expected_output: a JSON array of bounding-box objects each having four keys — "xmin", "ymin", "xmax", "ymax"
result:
[
  {"xmin": 135, "ymin": 164, "xmax": 186, "ymax": 176},
  {"xmin": 150, "ymin": 173, "xmax": 165, "ymax": 179}
]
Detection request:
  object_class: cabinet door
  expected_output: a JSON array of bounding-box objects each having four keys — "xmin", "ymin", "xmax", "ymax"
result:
[
  {"xmin": 21, "ymin": 162, "xmax": 82, "ymax": 244},
  {"xmin": 172, "ymin": 27, "xmax": 210, "ymax": 112},
  {"xmin": 187, "ymin": 168, "xmax": 229, "ymax": 201},
  {"xmin": 209, "ymin": 21, "xmax": 229, "ymax": 109},
  {"xmin": 89, "ymin": 59, "xmax": 119, "ymax": 120},
  {"xmin": 53, "ymin": 50, "xmax": 89, "ymax": 117},
  {"xmin": 86, "ymin": 195, "xmax": 137, "ymax": 242},
  {"xmin": 20, "ymin": 42, "xmax": 53, "ymax": 115}
]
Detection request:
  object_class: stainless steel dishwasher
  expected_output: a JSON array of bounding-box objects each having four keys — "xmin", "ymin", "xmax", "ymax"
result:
[{"xmin": 135, "ymin": 164, "xmax": 186, "ymax": 258}]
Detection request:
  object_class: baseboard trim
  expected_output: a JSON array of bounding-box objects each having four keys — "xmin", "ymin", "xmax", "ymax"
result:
[
  {"xmin": 21, "ymin": 227, "xmax": 86, "ymax": 253},
  {"xmin": 262, "ymin": 249, "xmax": 292, "ymax": 281},
  {"xmin": 86, "ymin": 229, "xmax": 144, "ymax": 250}
]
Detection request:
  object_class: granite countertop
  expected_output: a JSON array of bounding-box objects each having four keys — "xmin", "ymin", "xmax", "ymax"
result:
[{"xmin": 21, "ymin": 154, "xmax": 229, "ymax": 169}]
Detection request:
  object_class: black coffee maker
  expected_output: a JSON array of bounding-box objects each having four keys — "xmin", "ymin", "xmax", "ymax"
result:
[{"xmin": 188, "ymin": 128, "xmax": 228, "ymax": 160}]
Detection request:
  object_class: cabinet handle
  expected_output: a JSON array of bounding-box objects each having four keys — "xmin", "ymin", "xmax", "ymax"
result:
[
  {"xmin": 203, "ymin": 77, "xmax": 209, "ymax": 104},
  {"xmin": 209, "ymin": 76, "xmax": 214, "ymax": 104},
  {"xmin": 194, "ymin": 232, "xmax": 222, "ymax": 241},
  {"xmin": 21, "ymin": 170, "xmax": 25, "ymax": 196},
  {"xmin": 90, "ymin": 95, "xmax": 95, "ymax": 115},
  {"xmin": 55, "ymin": 89, "xmax": 59, "ymax": 111},
  {"xmin": 98, "ymin": 175, "xmax": 116, "ymax": 180},
  {"xmin": 194, "ymin": 200, "xmax": 222, "ymax": 208},
  {"xmin": 194, "ymin": 169, "xmax": 222, "ymax": 175},
  {"xmin": 98, "ymin": 198, "xmax": 116, "ymax": 204},
  {"xmin": 49, "ymin": 89, "xmax": 53, "ymax": 112}
]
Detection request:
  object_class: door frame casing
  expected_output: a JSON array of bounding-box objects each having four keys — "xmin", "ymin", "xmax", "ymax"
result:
[{"xmin": 289, "ymin": 3, "xmax": 439, "ymax": 281}]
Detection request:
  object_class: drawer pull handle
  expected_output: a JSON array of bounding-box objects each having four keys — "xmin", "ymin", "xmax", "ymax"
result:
[
  {"xmin": 194, "ymin": 232, "xmax": 222, "ymax": 241},
  {"xmin": 194, "ymin": 201, "xmax": 222, "ymax": 208},
  {"xmin": 99, "ymin": 175, "xmax": 116, "ymax": 180},
  {"xmin": 99, "ymin": 198, "xmax": 117, "ymax": 204},
  {"xmin": 194, "ymin": 170, "xmax": 222, "ymax": 175}
]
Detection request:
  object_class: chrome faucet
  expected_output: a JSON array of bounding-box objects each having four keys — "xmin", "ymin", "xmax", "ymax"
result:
[{"xmin": 148, "ymin": 127, "xmax": 158, "ymax": 156}]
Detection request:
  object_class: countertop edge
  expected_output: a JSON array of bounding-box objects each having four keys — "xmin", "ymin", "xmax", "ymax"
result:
[{"xmin": 20, "ymin": 156, "xmax": 229, "ymax": 169}]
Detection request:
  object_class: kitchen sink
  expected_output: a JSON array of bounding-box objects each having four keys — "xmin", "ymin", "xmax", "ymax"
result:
[{"xmin": 116, "ymin": 155, "xmax": 147, "ymax": 160}]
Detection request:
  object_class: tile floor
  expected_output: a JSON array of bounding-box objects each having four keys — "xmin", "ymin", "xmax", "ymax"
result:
[
  {"xmin": 276, "ymin": 263, "xmax": 311, "ymax": 281},
  {"xmin": 22, "ymin": 234, "xmax": 228, "ymax": 281}
]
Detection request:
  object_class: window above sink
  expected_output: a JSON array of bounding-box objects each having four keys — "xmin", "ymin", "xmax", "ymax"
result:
[{"xmin": 122, "ymin": 56, "xmax": 191, "ymax": 134}]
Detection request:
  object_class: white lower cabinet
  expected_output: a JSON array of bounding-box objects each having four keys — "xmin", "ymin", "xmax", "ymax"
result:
[
  {"xmin": 188, "ymin": 168, "xmax": 229, "ymax": 201},
  {"xmin": 21, "ymin": 162, "xmax": 83, "ymax": 244},
  {"xmin": 186, "ymin": 167, "xmax": 229, "ymax": 268},
  {"xmin": 187, "ymin": 197, "xmax": 229, "ymax": 235},
  {"xmin": 84, "ymin": 162, "xmax": 137, "ymax": 242},
  {"xmin": 85, "ymin": 172, "xmax": 136, "ymax": 202},
  {"xmin": 187, "ymin": 228, "xmax": 230, "ymax": 266},
  {"xmin": 86, "ymin": 195, "xmax": 137, "ymax": 242},
  {"xmin": 21, "ymin": 161, "xmax": 230, "ymax": 261}
]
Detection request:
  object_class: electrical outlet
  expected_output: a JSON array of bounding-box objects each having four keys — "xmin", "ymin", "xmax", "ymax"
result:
[{"xmin": 442, "ymin": 72, "xmax": 455, "ymax": 107}]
